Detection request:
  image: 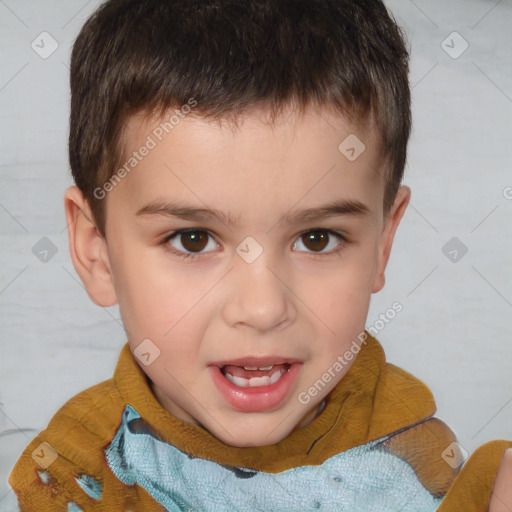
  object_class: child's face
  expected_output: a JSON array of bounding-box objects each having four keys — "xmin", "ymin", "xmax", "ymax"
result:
[{"xmin": 68, "ymin": 104, "xmax": 410, "ymax": 447}]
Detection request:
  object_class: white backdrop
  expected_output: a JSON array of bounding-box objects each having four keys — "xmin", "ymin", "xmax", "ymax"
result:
[{"xmin": 1, "ymin": 0, "xmax": 511, "ymax": 509}]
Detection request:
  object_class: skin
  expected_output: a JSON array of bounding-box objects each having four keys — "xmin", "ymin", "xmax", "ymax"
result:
[
  {"xmin": 64, "ymin": 102, "xmax": 512, "ymax": 500},
  {"xmin": 489, "ymin": 448, "xmax": 512, "ymax": 512},
  {"xmin": 64, "ymin": 102, "xmax": 410, "ymax": 448}
]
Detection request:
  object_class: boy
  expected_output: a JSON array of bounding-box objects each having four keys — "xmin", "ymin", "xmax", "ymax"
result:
[{"xmin": 8, "ymin": 0, "xmax": 512, "ymax": 510}]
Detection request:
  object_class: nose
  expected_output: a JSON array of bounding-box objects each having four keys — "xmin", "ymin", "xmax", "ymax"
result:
[{"xmin": 222, "ymin": 251, "xmax": 296, "ymax": 332}]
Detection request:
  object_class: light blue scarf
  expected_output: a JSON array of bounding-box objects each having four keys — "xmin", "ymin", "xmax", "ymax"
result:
[{"xmin": 100, "ymin": 404, "xmax": 443, "ymax": 511}]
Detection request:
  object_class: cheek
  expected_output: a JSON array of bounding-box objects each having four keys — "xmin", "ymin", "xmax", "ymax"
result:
[
  {"xmin": 303, "ymin": 257, "xmax": 374, "ymax": 356},
  {"xmin": 112, "ymin": 250, "xmax": 217, "ymax": 353},
  {"xmin": 315, "ymin": 254, "xmax": 374, "ymax": 310},
  {"xmin": 109, "ymin": 247, "xmax": 181, "ymax": 333}
]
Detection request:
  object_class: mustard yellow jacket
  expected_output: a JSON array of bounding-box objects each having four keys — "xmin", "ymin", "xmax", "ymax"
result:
[{"xmin": 9, "ymin": 331, "xmax": 511, "ymax": 510}]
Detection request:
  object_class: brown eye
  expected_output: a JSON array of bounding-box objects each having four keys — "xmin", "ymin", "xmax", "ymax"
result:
[
  {"xmin": 178, "ymin": 230, "xmax": 209, "ymax": 252},
  {"xmin": 164, "ymin": 229, "xmax": 219, "ymax": 258},
  {"xmin": 302, "ymin": 230, "xmax": 329, "ymax": 251},
  {"xmin": 293, "ymin": 229, "xmax": 345, "ymax": 256}
]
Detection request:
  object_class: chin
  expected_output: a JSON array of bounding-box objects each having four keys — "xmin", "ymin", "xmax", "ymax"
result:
[{"xmin": 214, "ymin": 419, "xmax": 293, "ymax": 448}]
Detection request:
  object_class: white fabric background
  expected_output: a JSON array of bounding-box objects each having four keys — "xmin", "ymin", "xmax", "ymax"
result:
[{"xmin": 0, "ymin": 0, "xmax": 511, "ymax": 509}]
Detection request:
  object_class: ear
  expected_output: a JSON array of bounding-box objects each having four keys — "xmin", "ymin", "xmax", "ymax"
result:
[
  {"xmin": 371, "ymin": 185, "xmax": 411, "ymax": 294},
  {"xmin": 63, "ymin": 186, "xmax": 118, "ymax": 307}
]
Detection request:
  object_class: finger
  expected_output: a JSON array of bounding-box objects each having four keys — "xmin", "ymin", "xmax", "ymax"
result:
[{"xmin": 489, "ymin": 448, "xmax": 512, "ymax": 512}]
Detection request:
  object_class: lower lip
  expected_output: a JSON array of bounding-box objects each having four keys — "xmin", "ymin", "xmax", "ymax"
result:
[{"xmin": 209, "ymin": 363, "xmax": 302, "ymax": 413}]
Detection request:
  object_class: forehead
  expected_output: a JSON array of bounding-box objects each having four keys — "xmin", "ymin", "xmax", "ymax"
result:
[{"xmin": 111, "ymin": 103, "xmax": 386, "ymax": 224}]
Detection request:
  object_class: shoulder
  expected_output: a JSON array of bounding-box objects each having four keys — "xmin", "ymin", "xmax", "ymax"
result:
[
  {"xmin": 369, "ymin": 361, "xmax": 460, "ymax": 496},
  {"xmin": 45, "ymin": 377, "xmax": 124, "ymax": 450},
  {"xmin": 8, "ymin": 378, "xmax": 127, "ymax": 510},
  {"xmin": 355, "ymin": 333, "xmax": 438, "ymax": 438},
  {"xmin": 375, "ymin": 362, "xmax": 436, "ymax": 412},
  {"xmin": 20, "ymin": 375, "xmax": 124, "ymax": 463},
  {"xmin": 368, "ymin": 361, "xmax": 437, "ymax": 441},
  {"xmin": 380, "ymin": 417, "xmax": 461, "ymax": 497},
  {"xmin": 9, "ymin": 342, "xmax": 168, "ymax": 511}
]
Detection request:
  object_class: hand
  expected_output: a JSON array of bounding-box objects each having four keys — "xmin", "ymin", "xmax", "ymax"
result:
[{"xmin": 489, "ymin": 448, "xmax": 512, "ymax": 512}]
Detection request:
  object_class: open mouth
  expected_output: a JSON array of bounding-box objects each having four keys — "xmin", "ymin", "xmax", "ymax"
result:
[
  {"xmin": 210, "ymin": 360, "xmax": 302, "ymax": 412},
  {"xmin": 220, "ymin": 363, "xmax": 291, "ymax": 388}
]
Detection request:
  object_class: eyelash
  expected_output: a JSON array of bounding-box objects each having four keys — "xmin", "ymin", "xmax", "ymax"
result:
[{"xmin": 159, "ymin": 228, "xmax": 348, "ymax": 261}]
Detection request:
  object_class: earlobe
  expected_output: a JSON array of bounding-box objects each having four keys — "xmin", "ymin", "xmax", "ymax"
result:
[
  {"xmin": 371, "ymin": 186, "xmax": 411, "ymax": 294},
  {"xmin": 64, "ymin": 186, "xmax": 118, "ymax": 307}
]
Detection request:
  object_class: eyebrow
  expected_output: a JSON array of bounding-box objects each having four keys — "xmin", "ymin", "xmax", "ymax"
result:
[{"xmin": 135, "ymin": 198, "xmax": 371, "ymax": 226}]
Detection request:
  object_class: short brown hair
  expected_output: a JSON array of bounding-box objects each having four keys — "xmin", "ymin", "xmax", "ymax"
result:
[{"xmin": 69, "ymin": 0, "xmax": 411, "ymax": 237}]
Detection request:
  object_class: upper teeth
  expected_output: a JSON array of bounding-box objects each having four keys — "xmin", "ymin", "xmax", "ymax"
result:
[
  {"xmin": 224, "ymin": 368, "xmax": 286, "ymax": 387},
  {"xmin": 243, "ymin": 365, "xmax": 273, "ymax": 371}
]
